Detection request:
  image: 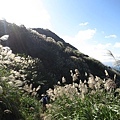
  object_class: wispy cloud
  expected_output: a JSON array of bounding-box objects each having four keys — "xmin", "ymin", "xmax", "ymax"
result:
[
  {"xmin": 81, "ymin": 43, "xmax": 113, "ymax": 62},
  {"xmin": 79, "ymin": 22, "xmax": 89, "ymax": 26},
  {"xmin": 63, "ymin": 28, "xmax": 96, "ymax": 59},
  {"xmin": 105, "ymin": 34, "xmax": 117, "ymax": 38},
  {"xmin": 75, "ymin": 29, "xmax": 96, "ymax": 41},
  {"xmin": 114, "ymin": 42, "xmax": 120, "ymax": 48},
  {"xmin": 63, "ymin": 28, "xmax": 96, "ymax": 45}
]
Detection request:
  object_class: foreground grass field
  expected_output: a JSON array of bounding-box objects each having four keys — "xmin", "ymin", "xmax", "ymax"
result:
[
  {"xmin": 1, "ymin": 78, "xmax": 120, "ymax": 120},
  {"xmin": 46, "ymin": 91, "xmax": 120, "ymax": 120}
]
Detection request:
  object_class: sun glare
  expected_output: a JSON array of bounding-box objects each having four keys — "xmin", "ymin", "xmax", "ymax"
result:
[
  {"xmin": 0, "ymin": 0, "xmax": 51, "ymax": 28},
  {"xmin": 0, "ymin": 0, "xmax": 25, "ymax": 23}
]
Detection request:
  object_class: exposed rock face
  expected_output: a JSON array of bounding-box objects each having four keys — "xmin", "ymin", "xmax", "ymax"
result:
[{"xmin": 0, "ymin": 20, "xmax": 120, "ymax": 87}]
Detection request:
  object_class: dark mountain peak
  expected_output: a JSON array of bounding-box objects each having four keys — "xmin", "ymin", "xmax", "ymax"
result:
[
  {"xmin": 33, "ymin": 28, "xmax": 65, "ymax": 43},
  {"xmin": 33, "ymin": 28, "xmax": 77, "ymax": 50}
]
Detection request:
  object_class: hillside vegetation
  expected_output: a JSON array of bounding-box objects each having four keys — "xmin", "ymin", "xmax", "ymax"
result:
[
  {"xmin": 0, "ymin": 45, "xmax": 120, "ymax": 119},
  {"xmin": 0, "ymin": 20, "xmax": 120, "ymax": 90},
  {"xmin": 0, "ymin": 20, "xmax": 120, "ymax": 119}
]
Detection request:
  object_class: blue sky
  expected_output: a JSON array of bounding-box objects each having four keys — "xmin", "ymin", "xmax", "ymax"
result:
[{"xmin": 0, "ymin": 0, "xmax": 120, "ymax": 64}]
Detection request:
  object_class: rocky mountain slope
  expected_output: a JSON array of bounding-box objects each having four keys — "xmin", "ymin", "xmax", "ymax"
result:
[{"xmin": 0, "ymin": 20, "xmax": 120, "ymax": 90}]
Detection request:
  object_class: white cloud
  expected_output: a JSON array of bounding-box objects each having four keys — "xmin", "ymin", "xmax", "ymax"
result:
[
  {"xmin": 63, "ymin": 29, "xmax": 99, "ymax": 60},
  {"xmin": 75, "ymin": 29, "xmax": 96, "ymax": 41},
  {"xmin": 95, "ymin": 43, "xmax": 112, "ymax": 50},
  {"xmin": 114, "ymin": 42, "xmax": 120, "ymax": 48},
  {"xmin": 105, "ymin": 34, "xmax": 117, "ymax": 38},
  {"xmin": 63, "ymin": 28, "xmax": 96, "ymax": 49},
  {"xmin": 79, "ymin": 22, "xmax": 89, "ymax": 26},
  {"xmin": 63, "ymin": 28, "xmax": 96, "ymax": 43},
  {"xmin": 79, "ymin": 43, "xmax": 113, "ymax": 63},
  {"xmin": 62, "ymin": 29, "xmax": 118, "ymax": 63},
  {"xmin": 0, "ymin": 0, "xmax": 52, "ymax": 29},
  {"xmin": 83, "ymin": 42, "xmax": 120, "ymax": 63}
]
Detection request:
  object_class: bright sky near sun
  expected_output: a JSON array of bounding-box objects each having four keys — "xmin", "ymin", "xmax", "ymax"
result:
[{"xmin": 0, "ymin": 0, "xmax": 120, "ymax": 64}]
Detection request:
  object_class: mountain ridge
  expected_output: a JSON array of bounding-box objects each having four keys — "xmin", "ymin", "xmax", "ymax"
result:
[{"xmin": 0, "ymin": 20, "xmax": 120, "ymax": 89}]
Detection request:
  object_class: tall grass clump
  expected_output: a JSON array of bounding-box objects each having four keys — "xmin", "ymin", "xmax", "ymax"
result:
[
  {"xmin": 0, "ymin": 79, "xmax": 41, "ymax": 120},
  {"xmin": 107, "ymin": 50, "xmax": 120, "ymax": 71},
  {"xmin": 0, "ymin": 43, "xmax": 42, "ymax": 120},
  {"xmin": 47, "ymin": 91, "xmax": 120, "ymax": 120}
]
